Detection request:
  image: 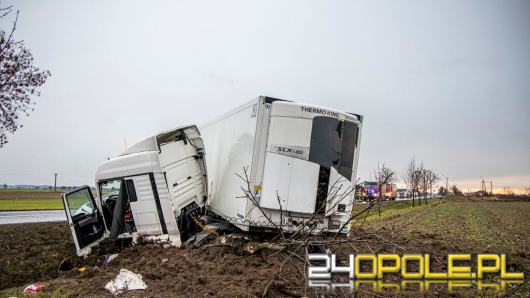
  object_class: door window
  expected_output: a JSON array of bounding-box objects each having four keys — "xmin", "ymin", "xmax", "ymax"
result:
[
  {"xmin": 67, "ymin": 187, "xmax": 95, "ymax": 217},
  {"xmin": 125, "ymin": 179, "xmax": 138, "ymax": 202}
]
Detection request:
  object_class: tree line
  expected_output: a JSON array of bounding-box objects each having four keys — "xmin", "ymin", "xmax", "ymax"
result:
[{"xmin": 368, "ymin": 158, "xmax": 464, "ymax": 208}]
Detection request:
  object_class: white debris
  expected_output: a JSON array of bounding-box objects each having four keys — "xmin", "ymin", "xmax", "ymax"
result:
[
  {"xmin": 106, "ymin": 254, "xmax": 119, "ymax": 264},
  {"xmin": 105, "ymin": 269, "xmax": 146, "ymax": 295}
]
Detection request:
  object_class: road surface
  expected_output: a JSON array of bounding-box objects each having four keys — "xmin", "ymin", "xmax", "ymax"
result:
[{"xmin": 0, "ymin": 210, "xmax": 66, "ymax": 224}]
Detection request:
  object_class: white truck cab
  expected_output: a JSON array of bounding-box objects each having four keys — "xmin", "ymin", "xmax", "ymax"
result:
[{"xmin": 62, "ymin": 125, "xmax": 208, "ymax": 256}]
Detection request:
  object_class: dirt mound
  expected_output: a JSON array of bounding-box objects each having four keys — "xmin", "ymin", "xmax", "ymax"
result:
[
  {"xmin": 0, "ymin": 222, "xmax": 304, "ymax": 297},
  {"xmin": 0, "ymin": 222, "xmax": 75, "ymax": 289},
  {"xmin": 2, "ymin": 201, "xmax": 529, "ymax": 297},
  {"xmin": 54, "ymin": 244, "xmax": 290, "ymax": 297},
  {"xmin": 0, "ymin": 190, "xmax": 62, "ymax": 200}
]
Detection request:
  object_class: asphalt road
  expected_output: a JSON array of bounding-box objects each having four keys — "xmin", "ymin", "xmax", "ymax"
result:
[
  {"xmin": 0, "ymin": 210, "xmax": 66, "ymax": 224},
  {"xmin": 0, "ymin": 197, "xmax": 434, "ymax": 224}
]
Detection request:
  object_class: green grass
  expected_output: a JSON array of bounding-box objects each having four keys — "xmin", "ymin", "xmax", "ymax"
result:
[
  {"xmin": 351, "ymin": 198, "xmax": 437, "ymax": 223},
  {"xmin": 0, "ymin": 189, "xmax": 64, "ymax": 211},
  {"xmin": 364, "ymin": 199, "xmax": 530, "ymax": 273},
  {"xmin": 0, "ymin": 198, "xmax": 63, "ymax": 211},
  {"xmin": 387, "ymin": 201, "xmax": 530, "ymax": 255}
]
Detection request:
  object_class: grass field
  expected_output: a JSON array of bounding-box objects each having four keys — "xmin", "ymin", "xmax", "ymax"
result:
[
  {"xmin": 0, "ymin": 189, "xmax": 63, "ymax": 211},
  {"xmin": 355, "ymin": 198, "xmax": 530, "ymax": 251},
  {"xmin": 371, "ymin": 199, "xmax": 530, "ymax": 259},
  {"xmin": 349, "ymin": 198, "xmax": 440, "ymax": 225},
  {"xmin": 0, "ymin": 198, "xmax": 64, "ymax": 211}
]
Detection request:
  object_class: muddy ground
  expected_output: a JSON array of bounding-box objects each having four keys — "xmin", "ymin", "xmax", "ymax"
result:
[
  {"xmin": 1, "ymin": 199, "xmax": 529, "ymax": 297},
  {"xmin": 0, "ymin": 190, "xmax": 62, "ymax": 200}
]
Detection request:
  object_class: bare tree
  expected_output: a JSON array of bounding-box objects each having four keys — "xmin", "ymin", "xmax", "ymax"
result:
[
  {"xmin": 451, "ymin": 184, "xmax": 462, "ymax": 196},
  {"xmin": 0, "ymin": 6, "xmax": 50, "ymax": 147},
  {"xmin": 227, "ymin": 167, "xmax": 418, "ymax": 296},
  {"xmin": 402, "ymin": 158, "xmax": 420, "ymax": 207},
  {"xmin": 427, "ymin": 170, "xmax": 440, "ymax": 200},
  {"xmin": 438, "ymin": 186, "xmax": 447, "ymax": 197},
  {"xmin": 416, "ymin": 162, "xmax": 425, "ymax": 206},
  {"xmin": 417, "ymin": 167, "xmax": 440, "ymax": 205},
  {"xmin": 374, "ymin": 163, "xmax": 395, "ymax": 216}
]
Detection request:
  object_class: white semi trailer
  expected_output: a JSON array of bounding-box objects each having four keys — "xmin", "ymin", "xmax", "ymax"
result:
[
  {"xmin": 62, "ymin": 125, "xmax": 208, "ymax": 256},
  {"xmin": 201, "ymin": 96, "xmax": 363, "ymax": 234},
  {"xmin": 62, "ymin": 97, "xmax": 363, "ymax": 256}
]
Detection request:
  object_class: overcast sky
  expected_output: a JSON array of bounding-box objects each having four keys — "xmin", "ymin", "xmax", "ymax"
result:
[{"xmin": 0, "ymin": 0, "xmax": 529, "ymax": 192}]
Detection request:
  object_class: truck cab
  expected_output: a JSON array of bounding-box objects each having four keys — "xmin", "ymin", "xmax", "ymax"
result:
[{"xmin": 62, "ymin": 125, "xmax": 208, "ymax": 256}]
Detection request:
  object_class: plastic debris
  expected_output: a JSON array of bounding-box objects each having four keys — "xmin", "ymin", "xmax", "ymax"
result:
[
  {"xmin": 106, "ymin": 253, "xmax": 119, "ymax": 264},
  {"xmin": 23, "ymin": 284, "xmax": 44, "ymax": 294},
  {"xmin": 105, "ymin": 269, "xmax": 147, "ymax": 295},
  {"xmin": 78, "ymin": 267, "xmax": 86, "ymax": 273}
]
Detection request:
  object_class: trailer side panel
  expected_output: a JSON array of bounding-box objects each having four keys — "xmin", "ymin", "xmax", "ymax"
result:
[{"xmin": 201, "ymin": 99, "xmax": 259, "ymax": 225}]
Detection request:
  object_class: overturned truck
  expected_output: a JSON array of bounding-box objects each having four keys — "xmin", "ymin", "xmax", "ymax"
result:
[
  {"xmin": 62, "ymin": 125, "xmax": 208, "ymax": 256},
  {"xmin": 62, "ymin": 96, "xmax": 363, "ymax": 256}
]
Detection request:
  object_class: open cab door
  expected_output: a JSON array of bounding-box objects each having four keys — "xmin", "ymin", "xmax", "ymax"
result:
[{"xmin": 62, "ymin": 186, "xmax": 107, "ymax": 256}]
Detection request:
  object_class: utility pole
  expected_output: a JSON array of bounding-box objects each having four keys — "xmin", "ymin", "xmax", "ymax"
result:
[
  {"xmin": 481, "ymin": 179, "xmax": 493, "ymax": 195},
  {"xmin": 445, "ymin": 177, "xmax": 449, "ymax": 197},
  {"xmin": 54, "ymin": 173, "xmax": 58, "ymax": 192}
]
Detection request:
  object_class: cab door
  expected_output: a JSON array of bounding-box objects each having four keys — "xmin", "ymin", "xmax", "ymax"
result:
[
  {"xmin": 62, "ymin": 186, "xmax": 106, "ymax": 256},
  {"xmin": 125, "ymin": 174, "xmax": 163, "ymax": 235}
]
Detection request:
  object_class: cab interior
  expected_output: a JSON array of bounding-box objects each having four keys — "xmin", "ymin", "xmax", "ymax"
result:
[{"xmin": 99, "ymin": 179, "xmax": 137, "ymax": 237}]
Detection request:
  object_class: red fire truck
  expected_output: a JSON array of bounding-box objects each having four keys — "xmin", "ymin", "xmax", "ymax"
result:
[{"xmin": 359, "ymin": 181, "xmax": 397, "ymax": 201}]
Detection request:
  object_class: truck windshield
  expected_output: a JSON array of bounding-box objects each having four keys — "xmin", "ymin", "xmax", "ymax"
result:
[{"xmin": 308, "ymin": 116, "xmax": 358, "ymax": 180}]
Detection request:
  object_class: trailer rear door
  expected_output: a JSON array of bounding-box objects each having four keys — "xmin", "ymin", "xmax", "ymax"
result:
[
  {"xmin": 259, "ymin": 101, "xmax": 359, "ymax": 214},
  {"xmin": 260, "ymin": 109, "xmax": 320, "ymax": 213}
]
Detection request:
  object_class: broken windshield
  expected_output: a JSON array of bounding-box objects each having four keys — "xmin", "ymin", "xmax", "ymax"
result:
[{"xmin": 308, "ymin": 116, "xmax": 358, "ymax": 180}]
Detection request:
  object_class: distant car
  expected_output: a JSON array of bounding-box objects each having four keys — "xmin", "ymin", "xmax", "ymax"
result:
[{"xmin": 397, "ymin": 189, "xmax": 409, "ymax": 198}]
